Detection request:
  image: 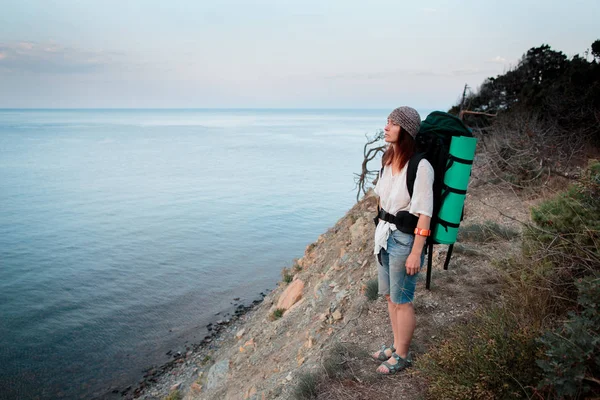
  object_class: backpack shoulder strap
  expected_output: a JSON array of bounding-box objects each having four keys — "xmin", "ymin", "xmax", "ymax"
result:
[{"xmin": 406, "ymin": 152, "xmax": 426, "ymax": 198}]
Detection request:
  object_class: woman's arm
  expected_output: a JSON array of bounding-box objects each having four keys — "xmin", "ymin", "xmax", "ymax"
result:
[
  {"xmin": 406, "ymin": 160, "xmax": 434, "ymax": 276},
  {"xmin": 406, "ymin": 214, "xmax": 431, "ymax": 275}
]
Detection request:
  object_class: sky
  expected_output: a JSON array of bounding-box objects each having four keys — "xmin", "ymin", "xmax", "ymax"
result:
[{"xmin": 0, "ymin": 0, "xmax": 598, "ymax": 109}]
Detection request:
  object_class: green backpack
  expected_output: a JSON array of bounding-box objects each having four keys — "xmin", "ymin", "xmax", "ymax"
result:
[{"xmin": 416, "ymin": 111, "xmax": 477, "ymax": 289}]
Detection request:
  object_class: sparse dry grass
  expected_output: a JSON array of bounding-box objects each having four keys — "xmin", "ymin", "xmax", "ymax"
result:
[
  {"xmin": 364, "ymin": 279, "xmax": 378, "ymax": 301},
  {"xmin": 416, "ymin": 161, "xmax": 600, "ymax": 399},
  {"xmin": 282, "ymin": 267, "xmax": 294, "ymax": 284},
  {"xmin": 457, "ymin": 221, "xmax": 520, "ymax": 243},
  {"xmin": 163, "ymin": 390, "xmax": 182, "ymax": 400}
]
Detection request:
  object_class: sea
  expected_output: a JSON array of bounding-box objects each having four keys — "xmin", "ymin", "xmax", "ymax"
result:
[{"xmin": 0, "ymin": 108, "xmax": 431, "ymax": 399}]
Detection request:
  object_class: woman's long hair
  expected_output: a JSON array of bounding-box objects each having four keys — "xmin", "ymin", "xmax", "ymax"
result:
[{"xmin": 382, "ymin": 127, "xmax": 416, "ymax": 171}]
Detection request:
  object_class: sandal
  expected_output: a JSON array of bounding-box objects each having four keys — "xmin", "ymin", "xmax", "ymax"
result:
[
  {"xmin": 371, "ymin": 345, "xmax": 396, "ymax": 362},
  {"xmin": 376, "ymin": 352, "xmax": 412, "ymax": 375}
]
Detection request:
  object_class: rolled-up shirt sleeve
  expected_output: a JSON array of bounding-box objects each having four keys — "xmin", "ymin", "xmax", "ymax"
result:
[{"xmin": 409, "ymin": 160, "xmax": 434, "ymax": 218}]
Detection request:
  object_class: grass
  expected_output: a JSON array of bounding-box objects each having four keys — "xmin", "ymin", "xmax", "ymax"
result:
[
  {"xmin": 416, "ymin": 161, "xmax": 600, "ymax": 399},
  {"xmin": 294, "ymin": 372, "xmax": 319, "ymax": 399},
  {"xmin": 364, "ymin": 279, "xmax": 378, "ymax": 301},
  {"xmin": 293, "ymin": 343, "xmax": 371, "ymax": 399},
  {"xmin": 457, "ymin": 221, "xmax": 520, "ymax": 243},
  {"xmin": 451, "ymin": 243, "xmax": 485, "ymax": 258},
  {"xmin": 294, "ymin": 261, "xmax": 303, "ymax": 272},
  {"xmin": 163, "ymin": 390, "xmax": 182, "ymax": 400},
  {"xmin": 270, "ymin": 308, "xmax": 285, "ymax": 320},
  {"xmin": 322, "ymin": 343, "xmax": 351, "ymax": 379},
  {"xmin": 281, "ymin": 267, "xmax": 294, "ymax": 284},
  {"xmin": 417, "ymin": 303, "xmax": 543, "ymax": 399}
]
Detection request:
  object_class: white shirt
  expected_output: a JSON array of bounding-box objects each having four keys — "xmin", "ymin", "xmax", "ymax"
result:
[{"xmin": 373, "ymin": 159, "xmax": 434, "ymax": 255}]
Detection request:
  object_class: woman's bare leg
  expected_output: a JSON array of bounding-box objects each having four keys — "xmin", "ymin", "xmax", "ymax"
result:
[
  {"xmin": 377, "ymin": 301, "xmax": 415, "ymax": 373},
  {"xmin": 394, "ymin": 302, "xmax": 415, "ymax": 359},
  {"xmin": 372, "ymin": 295, "xmax": 397, "ymax": 360},
  {"xmin": 388, "ymin": 296, "xmax": 400, "ymax": 351}
]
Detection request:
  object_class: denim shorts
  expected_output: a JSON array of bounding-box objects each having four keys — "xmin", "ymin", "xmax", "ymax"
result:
[{"xmin": 376, "ymin": 230, "xmax": 424, "ymax": 304}]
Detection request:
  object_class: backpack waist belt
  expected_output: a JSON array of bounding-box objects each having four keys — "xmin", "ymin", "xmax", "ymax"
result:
[{"xmin": 376, "ymin": 209, "xmax": 419, "ymax": 235}]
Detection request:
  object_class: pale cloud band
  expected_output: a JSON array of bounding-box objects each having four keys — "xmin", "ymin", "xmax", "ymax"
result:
[
  {"xmin": 489, "ymin": 56, "xmax": 508, "ymax": 64},
  {"xmin": 323, "ymin": 67, "xmax": 492, "ymax": 81},
  {"xmin": 0, "ymin": 41, "xmax": 122, "ymax": 74}
]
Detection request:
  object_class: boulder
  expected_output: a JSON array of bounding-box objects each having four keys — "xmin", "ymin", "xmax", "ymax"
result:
[
  {"xmin": 206, "ymin": 359, "xmax": 230, "ymax": 390},
  {"xmin": 283, "ymin": 298, "xmax": 305, "ymax": 315},
  {"xmin": 276, "ymin": 279, "xmax": 304, "ymax": 310}
]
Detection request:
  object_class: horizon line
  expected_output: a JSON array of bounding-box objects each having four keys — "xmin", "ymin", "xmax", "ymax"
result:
[{"xmin": 0, "ymin": 106, "xmax": 444, "ymax": 111}]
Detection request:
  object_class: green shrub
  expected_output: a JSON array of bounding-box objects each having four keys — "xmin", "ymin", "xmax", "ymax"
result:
[
  {"xmin": 524, "ymin": 160, "xmax": 600, "ymax": 301},
  {"xmin": 281, "ymin": 268, "xmax": 294, "ymax": 284},
  {"xmin": 294, "ymin": 372, "xmax": 319, "ymax": 399},
  {"xmin": 270, "ymin": 308, "xmax": 285, "ymax": 320},
  {"xmin": 528, "ymin": 160, "xmax": 600, "ymax": 245},
  {"xmin": 417, "ymin": 305, "xmax": 542, "ymax": 399},
  {"xmin": 365, "ymin": 279, "xmax": 378, "ymax": 301},
  {"xmin": 536, "ymin": 275, "xmax": 600, "ymax": 398}
]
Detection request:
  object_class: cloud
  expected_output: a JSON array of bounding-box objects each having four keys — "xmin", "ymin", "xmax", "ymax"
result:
[
  {"xmin": 15, "ymin": 42, "xmax": 34, "ymax": 51},
  {"xmin": 422, "ymin": 7, "xmax": 438, "ymax": 13},
  {"xmin": 323, "ymin": 67, "xmax": 488, "ymax": 81},
  {"xmin": 0, "ymin": 41, "xmax": 123, "ymax": 74},
  {"xmin": 488, "ymin": 56, "xmax": 507, "ymax": 64}
]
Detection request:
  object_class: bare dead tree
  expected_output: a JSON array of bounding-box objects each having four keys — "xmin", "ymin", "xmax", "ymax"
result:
[
  {"xmin": 354, "ymin": 130, "xmax": 385, "ymax": 202},
  {"xmin": 484, "ymin": 110, "xmax": 585, "ymax": 190},
  {"xmin": 460, "ymin": 110, "xmax": 498, "ymax": 119}
]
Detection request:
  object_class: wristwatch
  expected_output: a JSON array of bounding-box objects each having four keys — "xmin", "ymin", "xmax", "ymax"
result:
[{"xmin": 414, "ymin": 228, "xmax": 431, "ymax": 237}]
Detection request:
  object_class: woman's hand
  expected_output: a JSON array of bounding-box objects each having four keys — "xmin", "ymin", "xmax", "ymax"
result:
[
  {"xmin": 405, "ymin": 252, "xmax": 421, "ymax": 276},
  {"xmin": 407, "ymin": 214, "xmax": 431, "ymax": 276}
]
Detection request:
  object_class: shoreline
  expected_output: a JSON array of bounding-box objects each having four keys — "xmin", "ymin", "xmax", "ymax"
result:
[{"xmin": 104, "ymin": 290, "xmax": 271, "ymax": 399}]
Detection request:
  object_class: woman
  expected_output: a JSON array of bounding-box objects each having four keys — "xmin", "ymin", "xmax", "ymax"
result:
[{"xmin": 372, "ymin": 106, "xmax": 434, "ymax": 374}]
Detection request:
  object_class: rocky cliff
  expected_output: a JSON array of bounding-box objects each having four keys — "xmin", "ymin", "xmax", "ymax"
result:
[{"xmin": 135, "ymin": 154, "xmax": 532, "ymax": 400}]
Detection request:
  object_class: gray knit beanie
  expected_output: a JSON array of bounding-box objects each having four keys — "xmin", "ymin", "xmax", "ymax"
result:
[{"xmin": 388, "ymin": 106, "xmax": 421, "ymax": 138}]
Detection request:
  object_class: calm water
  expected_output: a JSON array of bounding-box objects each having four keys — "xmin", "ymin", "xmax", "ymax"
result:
[{"xmin": 0, "ymin": 109, "xmax": 427, "ymax": 399}]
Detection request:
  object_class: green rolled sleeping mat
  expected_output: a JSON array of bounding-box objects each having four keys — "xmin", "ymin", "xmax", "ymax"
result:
[{"xmin": 433, "ymin": 135, "xmax": 478, "ymax": 244}]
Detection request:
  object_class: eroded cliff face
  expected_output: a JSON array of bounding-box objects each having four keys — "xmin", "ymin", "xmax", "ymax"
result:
[
  {"xmin": 138, "ymin": 162, "xmax": 531, "ymax": 400},
  {"xmin": 192, "ymin": 192, "xmax": 383, "ymax": 399}
]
